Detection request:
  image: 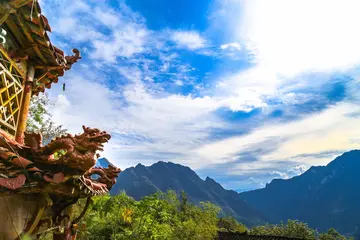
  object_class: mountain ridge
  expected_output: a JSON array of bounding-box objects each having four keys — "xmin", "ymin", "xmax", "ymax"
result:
[
  {"xmin": 104, "ymin": 149, "xmax": 360, "ymax": 235},
  {"xmin": 240, "ymin": 149, "xmax": 360, "ymax": 235},
  {"xmin": 110, "ymin": 160, "xmax": 267, "ymax": 226}
]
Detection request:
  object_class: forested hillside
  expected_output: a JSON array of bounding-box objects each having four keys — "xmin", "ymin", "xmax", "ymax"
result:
[
  {"xmin": 68, "ymin": 191, "xmax": 350, "ymax": 240},
  {"xmin": 110, "ymin": 161, "xmax": 266, "ymax": 226}
]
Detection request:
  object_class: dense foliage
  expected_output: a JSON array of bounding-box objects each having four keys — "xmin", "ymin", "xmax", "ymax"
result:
[
  {"xmin": 250, "ymin": 220, "xmax": 318, "ymax": 239},
  {"xmin": 26, "ymin": 93, "xmax": 67, "ymax": 144},
  {"xmin": 250, "ymin": 220, "xmax": 351, "ymax": 240},
  {"xmin": 74, "ymin": 190, "xmax": 222, "ymax": 240},
  {"xmin": 69, "ymin": 191, "xmax": 351, "ymax": 240}
]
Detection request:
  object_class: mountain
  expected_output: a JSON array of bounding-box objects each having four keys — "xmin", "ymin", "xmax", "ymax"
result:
[
  {"xmin": 240, "ymin": 150, "xmax": 360, "ymax": 235},
  {"xmin": 110, "ymin": 161, "xmax": 267, "ymax": 226},
  {"xmin": 95, "ymin": 157, "xmax": 111, "ymax": 168}
]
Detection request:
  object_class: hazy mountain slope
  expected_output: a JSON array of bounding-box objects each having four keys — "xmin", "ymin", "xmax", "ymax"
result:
[{"xmin": 240, "ymin": 150, "xmax": 360, "ymax": 235}]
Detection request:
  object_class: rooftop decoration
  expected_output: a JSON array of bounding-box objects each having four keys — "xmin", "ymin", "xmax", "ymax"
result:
[
  {"xmin": 0, "ymin": 1, "xmax": 121, "ymax": 239},
  {"xmin": 0, "ymin": 126, "xmax": 120, "ymax": 196},
  {"xmin": 0, "ymin": 0, "xmax": 81, "ymax": 95}
]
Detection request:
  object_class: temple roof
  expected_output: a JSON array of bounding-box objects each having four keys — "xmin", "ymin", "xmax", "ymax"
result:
[{"xmin": 1, "ymin": 0, "xmax": 80, "ymax": 95}]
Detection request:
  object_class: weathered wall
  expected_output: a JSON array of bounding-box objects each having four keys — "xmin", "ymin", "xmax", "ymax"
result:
[{"xmin": 0, "ymin": 194, "xmax": 39, "ymax": 240}]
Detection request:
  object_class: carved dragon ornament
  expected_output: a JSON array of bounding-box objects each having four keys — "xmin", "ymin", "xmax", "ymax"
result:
[{"xmin": 0, "ymin": 126, "xmax": 121, "ymax": 197}]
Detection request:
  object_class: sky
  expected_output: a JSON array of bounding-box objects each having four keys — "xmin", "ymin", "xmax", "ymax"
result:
[{"xmin": 39, "ymin": 0, "xmax": 360, "ymax": 191}]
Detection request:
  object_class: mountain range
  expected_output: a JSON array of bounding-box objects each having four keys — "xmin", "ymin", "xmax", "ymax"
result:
[
  {"xmin": 109, "ymin": 161, "xmax": 266, "ymax": 226},
  {"xmin": 101, "ymin": 149, "xmax": 360, "ymax": 235},
  {"xmin": 240, "ymin": 150, "xmax": 360, "ymax": 235}
]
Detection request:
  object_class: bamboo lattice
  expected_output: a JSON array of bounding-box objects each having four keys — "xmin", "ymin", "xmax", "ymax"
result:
[{"xmin": 0, "ymin": 49, "xmax": 24, "ymax": 136}]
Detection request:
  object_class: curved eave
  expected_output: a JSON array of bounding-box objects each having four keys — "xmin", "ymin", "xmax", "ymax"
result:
[{"xmin": 2, "ymin": 0, "xmax": 79, "ymax": 95}]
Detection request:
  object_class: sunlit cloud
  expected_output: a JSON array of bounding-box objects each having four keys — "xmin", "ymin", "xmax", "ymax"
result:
[{"xmin": 41, "ymin": 0, "xmax": 360, "ymax": 190}]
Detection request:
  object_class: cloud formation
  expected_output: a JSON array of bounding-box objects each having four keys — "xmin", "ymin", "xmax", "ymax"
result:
[
  {"xmin": 170, "ymin": 31, "xmax": 206, "ymax": 50},
  {"xmin": 220, "ymin": 42, "xmax": 241, "ymax": 50},
  {"xmin": 40, "ymin": 0, "xmax": 360, "ymax": 190}
]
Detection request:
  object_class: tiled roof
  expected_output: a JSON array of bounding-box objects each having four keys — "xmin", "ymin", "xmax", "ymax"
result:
[{"xmin": 1, "ymin": 0, "xmax": 80, "ymax": 95}]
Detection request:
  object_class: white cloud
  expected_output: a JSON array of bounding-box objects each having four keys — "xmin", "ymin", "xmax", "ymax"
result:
[
  {"xmin": 42, "ymin": 0, "xmax": 360, "ymax": 183},
  {"xmin": 92, "ymin": 26, "xmax": 148, "ymax": 62},
  {"xmin": 292, "ymin": 165, "xmax": 308, "ymax": 174},
  {"xmin": 248, "ymin": 176, "xmax": 266, "ymax": 187},
  {"xmin": 215, "ymin": 65, "xmax": 278, "ymax": 111},
  {"xmin": 175, "ymin": 80, "xmax": 183, "ymax": 86},
  {"xmin": 193, "ymin": 102, "xmax": 360, "ymax": 169},
  {"xmin": 210, "ymin": 0, "xmax": 360, "ymax": 113},
  {"xmin": 94, "ymin": 7, "xmax": 121, "ymax": 27},
  {"xmin": 48, "ymin": 68, "xmax": 222, "ymax": 169},
  {"xmin": 90, "ymin": 3, "xmax": 151, "ymax": 62},
  {"xmin": 171, "ymin": 31, "xmax": 206, "ymax": 50},
  {"xmin": 43, "ymin": 0, "xmax": 104, "ymax": 43},
  {"xmin": 43, "ymin": 0, "xmax": 150, "ymax": 62},
  {"xmin": 238, "ymin": 0, "xmax": 360, "ymax": 76},
  {"xmin": 271, "ymin": 165, "xmax": 308, "ymax": 180},
  {"xmin": 271, "ymin": 171, "xmax": 289, "ymax": 179},
  {"xmin": 220, "ymin": 42, "xmax": 241, "ymax": 50},
  {"xmin": 50, "ymin": 75, "xmax": 121, "ymax": 134}
]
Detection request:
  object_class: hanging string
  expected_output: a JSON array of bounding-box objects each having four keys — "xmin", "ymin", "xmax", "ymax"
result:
[{"xmin": 30, "ymin": 0, "xmax": 36, "ymax": 22}]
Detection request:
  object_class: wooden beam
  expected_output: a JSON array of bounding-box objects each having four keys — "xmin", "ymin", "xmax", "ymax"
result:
[
  {"xmin": 0, "ymin": 0, "xmax": 33, "ymax": 26},
  {"xmin": 15, "ymin": 64, "xmax": 34, "ymax": 144},
  {"xmin": 10, "ymin": 0, "xmax": 33, "ymax": 9},
  {"xmin": 4, "ymin": 17, "xmax": 29, "ymax": 51},
  {"xmin": 0, "ymin": 47, "xmax": 26, "ymax": 79},
  {"xmin": 0, "ymin": 2, "xmax": 16, "ymax": 25},
  {"xmin": 16, "ymin": 16, "xmax": 47, "ymax": 64}
]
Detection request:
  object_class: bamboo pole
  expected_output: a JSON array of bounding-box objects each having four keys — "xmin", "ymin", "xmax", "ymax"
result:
[{"xmin": 15, "ymin": 64, "xmax": 34, "ymax": 144}]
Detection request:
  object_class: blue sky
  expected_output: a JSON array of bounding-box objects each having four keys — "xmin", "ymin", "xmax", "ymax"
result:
[{"xmin": 41, "ymin": 0, "xmax": 360, "ymax": 190}]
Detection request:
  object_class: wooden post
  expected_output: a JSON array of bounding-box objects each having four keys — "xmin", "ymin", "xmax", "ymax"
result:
[{"xmin": 15, "ymin": 64, "xmax": 34, "ymax": 144}]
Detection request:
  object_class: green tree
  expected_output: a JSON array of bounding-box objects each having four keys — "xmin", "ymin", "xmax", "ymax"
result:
[
  {"xmin": 180, "ymin": 190, "xmax": 188, "ymax": 216},
  {"xmin": 130, "ymin": 191, "xmax": 179, "ymax": 240},
  {"xmin": 26, "ymin": 93, "xmax": 67, "ymax": 144},
  {"xmin": 218, "ymin": 216, "xmax": 247, "ymax": 233},
  {"xmin": 74, "ymin": 190, "xmax": 354, "ymax": 240},
  {"xmin": 78, "ymin": 193, "xmax": 136, "ymax": 240},
  {"xmin": 249, "ymin": 220, "xmax": 351, "ymax": 240},
  {"xmin": 172, "ymin": 201, "xmax": 220, "ymax": 240},
  {"xmin": 319, "ymin": 228, "xmax": 347, "ymax": 240},
  {"xmin": 249, "ymin": 220, "xmax": 317, "ymax": 239},
  {"xmin": 75, "ymin": 191, "xmax": 221, "ymax": 240}
]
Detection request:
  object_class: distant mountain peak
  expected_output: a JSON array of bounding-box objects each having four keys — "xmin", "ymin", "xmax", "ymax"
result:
[
  {"xmin": 96, "ymin": 157, "xmax": 111, "ymax": 168},
  {"xmin": 135, "ymin": 163, "xmax": 145, "ymax": 168},
  {"xmin": 111, "ymin": 161, "xmax": 266, "ymax": 226},
  {"xmin": 205, "ymin": 176, "xmax": 220, "ymax": 185},
  {"xmin": 205, "ymin": 176, "xmax": 213, "ymax": 181},
  {"xmin": 240, "ymin": 149, "xmax": 360, "ymax": 235}
]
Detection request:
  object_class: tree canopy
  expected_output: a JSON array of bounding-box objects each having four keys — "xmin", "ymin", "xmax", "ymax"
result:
[
  {"xmin": 26, "ymin": 93, "xmax": 67, "ymax": 144},
  {"xmin": 250, "ymin": 220, "xmax": 351, "ymax": 240},
  {"xmin": 68, "ymin": 191, "xmax": 351, "ymax": 240},
  {"xmin": 75, "ymin": 190, "xmax": 221, "ymax": 240}
]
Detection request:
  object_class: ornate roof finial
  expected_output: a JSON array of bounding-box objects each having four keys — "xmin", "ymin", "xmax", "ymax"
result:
[{"xmin": 64, "ymin": 48, "xmax": 81, "ymax": 70}]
